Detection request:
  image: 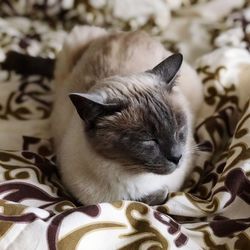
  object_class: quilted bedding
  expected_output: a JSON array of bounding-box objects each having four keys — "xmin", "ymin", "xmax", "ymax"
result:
[{"xmin": 0, "ymin": 0, "xmax": 250, "ymax": 249}]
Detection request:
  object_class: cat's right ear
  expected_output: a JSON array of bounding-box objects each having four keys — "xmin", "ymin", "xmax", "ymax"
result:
[
  {"xmin": 69, "ymin": 93, "xmax": 123, "ymax": 126},
  {"xmin": 149, "ymin": 53, "xmax": 183, "ymax": 88}
]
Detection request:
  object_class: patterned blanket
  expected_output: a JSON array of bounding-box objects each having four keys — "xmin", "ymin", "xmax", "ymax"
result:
[{"xmin": 0, "ymin": 0, "xmax": 250, "ymax": 249}]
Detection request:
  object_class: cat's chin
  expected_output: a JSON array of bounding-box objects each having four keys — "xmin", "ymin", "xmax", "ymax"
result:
[{"xmin": 143, "ymin": 163, "xmax": 178, "ymax": 175}]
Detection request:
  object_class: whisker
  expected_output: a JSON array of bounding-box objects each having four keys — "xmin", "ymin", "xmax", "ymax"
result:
[
  {"xmin": 196, "ymin": 142, "xmax": 213, "ymax": 152},
  {"xmin": 190, "ymin": 142, "xmax": 212, "ymax": 152}
]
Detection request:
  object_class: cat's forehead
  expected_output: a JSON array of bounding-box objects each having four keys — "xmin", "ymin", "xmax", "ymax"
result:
[
  {"xmin": 128, "ymin": 86, "xmax": 182, "ymax": 114},
  {"xmin": 98, "ymin": 88, "xmax": 186, "ymax": 132},
  {"xmin": 94, "ymin": 74, "xmax": 187, "ymax": 129},
  {"xmin": 128, "ymin": 92, "xmax": 185, "ymax": 128}
]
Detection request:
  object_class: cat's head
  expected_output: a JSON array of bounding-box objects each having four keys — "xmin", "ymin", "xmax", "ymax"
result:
[{"xmin": 69, "ymin": 53, "xmax": 193, "ymax": 175}]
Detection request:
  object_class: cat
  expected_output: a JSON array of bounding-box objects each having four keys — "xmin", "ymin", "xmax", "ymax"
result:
[{"xmin": 51, "ymin": 25, "xmax": 203, "ymax": 206}]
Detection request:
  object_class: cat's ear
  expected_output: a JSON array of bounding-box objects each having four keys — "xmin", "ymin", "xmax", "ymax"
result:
[
  {"xmin": 150, "ymin": 53, "xmax": 183, "ymax": 86},
  {"xmin": 69, "ymin": 93, "xmax": 123, "ymax": 126}
]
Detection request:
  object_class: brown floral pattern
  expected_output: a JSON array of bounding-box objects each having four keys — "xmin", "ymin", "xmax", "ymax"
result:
[{"xmin": 0, "ymin": 0, "xmax": 250, "ymax": 249}]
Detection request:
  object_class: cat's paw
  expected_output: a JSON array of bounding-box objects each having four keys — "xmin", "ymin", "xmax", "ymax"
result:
[{"xmin": 140, "ymin": 187, "xmax": 169, "ymax": 206}]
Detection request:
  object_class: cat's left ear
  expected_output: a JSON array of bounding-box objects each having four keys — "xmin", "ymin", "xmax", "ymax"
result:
[
  {"xmin": 150, "ymin": 53, "xmax": 183, "ymax": 87},
  {"xmin": 69, "ymin": 93, "xmax": 123, "ymax": 127}
]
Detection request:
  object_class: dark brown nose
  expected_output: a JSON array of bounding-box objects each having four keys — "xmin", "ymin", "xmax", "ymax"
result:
[{"xmin": 167, "ymin": 154, "xmax": 182, "ymax": 165}]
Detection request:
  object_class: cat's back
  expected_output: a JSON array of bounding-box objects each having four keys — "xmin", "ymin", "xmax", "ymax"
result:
[{"xmin": 74, "ymin": 30, "xmax": 169, "ymax": 80}]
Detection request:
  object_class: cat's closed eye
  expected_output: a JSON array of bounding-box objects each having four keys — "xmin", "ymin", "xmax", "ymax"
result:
[{"xmin": 141, "ymin": 139, "xmax": 158, "ymax": 147}]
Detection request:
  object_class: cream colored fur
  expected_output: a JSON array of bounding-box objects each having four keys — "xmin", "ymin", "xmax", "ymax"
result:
[{"xmin": 51, "ymin": 26, "xmax": 203, "ymax": 205}]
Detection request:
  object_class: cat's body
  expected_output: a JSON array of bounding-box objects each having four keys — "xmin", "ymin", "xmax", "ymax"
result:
[{"xmin": 52, "ymin": 26, "xmax": 203, "ymax": 205}]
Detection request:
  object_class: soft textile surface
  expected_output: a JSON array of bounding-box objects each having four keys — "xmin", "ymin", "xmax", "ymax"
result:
[{"xmin": 0, "ymin": 0, "xmax": 250, "ymax": 249}]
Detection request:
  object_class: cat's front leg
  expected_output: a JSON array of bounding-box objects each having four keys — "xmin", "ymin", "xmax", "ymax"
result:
[{"xmin": 140, "ymin": 188, "xmax": 168, "ymax": 206}]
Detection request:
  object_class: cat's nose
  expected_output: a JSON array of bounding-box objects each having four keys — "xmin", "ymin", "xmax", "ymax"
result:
[{"xmin": 167, "ymin": 154, "xmax": 182, "ymax": 165}]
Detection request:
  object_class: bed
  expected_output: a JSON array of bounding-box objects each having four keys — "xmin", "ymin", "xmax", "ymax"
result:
[{"xmin": 0, "ymin": 0, "xmax": 249, "ymax": 249}]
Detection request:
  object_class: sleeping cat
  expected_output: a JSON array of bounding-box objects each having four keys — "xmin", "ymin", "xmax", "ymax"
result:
[{"xmin": 51, "ymin": 26, "xmax": 203, "ymax": 206}]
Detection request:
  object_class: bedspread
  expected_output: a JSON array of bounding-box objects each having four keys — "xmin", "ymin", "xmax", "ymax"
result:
[{"xmin": 0, "ymin": 0, "xmax": 250, "ymax": 249}]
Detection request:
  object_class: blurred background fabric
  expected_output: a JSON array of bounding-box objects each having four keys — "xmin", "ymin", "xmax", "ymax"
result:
[{"xmin": 0, "ymin": 0, "xmax": 250, "ymax": 249}]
